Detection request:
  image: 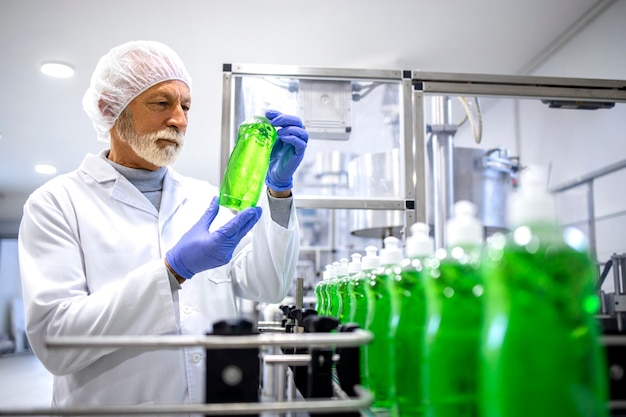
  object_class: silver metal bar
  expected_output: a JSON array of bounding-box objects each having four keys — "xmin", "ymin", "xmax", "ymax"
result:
[
  {"xmin": 401, "ymin": 75, "xmax": 417, "ymax": 235},
  {"xmin": 429, "ymin": 96, "xmax": 456, "ymax": 249},
  {"xmin": 258, "ymin": 321, "xmax": 283, "ymax": 327},
  {"xmin": 220, "ymin": 68, "xmax": 234, "ymax": 186},
  {"xmin": 550, "ymin": 158, "xmax": 626, "ymax": 192},
  {"xmin": 412, "ymin": 71, "xmax": 626, "ymax": 90},
  {"xmin": 46, "ymin": 330, "xmax": 373, "ymax": 349},
  {"xmin": 609, "ymin": 400, "xmax": 626, "ymax": 410},
  {"xmin": 412, "ymin": 90, "xmax": 427, "ymax": 224},
  {"xmin": 258, "ymin": 326, "xmax": 287, "ymax": 333},
  {"xmin": 293, "ymin": 196, "xmax": 406, "ymax": 210},
  {"xmin": 587, "ymin": 180, "xmax": 598, "ymax": 263},
  {"xmin": 420, "ymin": 81, "xmax": 626, "ymax": 102},
  {"xmin": 601, "ymin": 335, "xmax": 626, "ymax": 345},
  {"xmin": 228, "ymin": 63, "xmax": 403, "ymax": 81},
  {"xmin": 0, "ymin": 386, "xmax": 373, "ymax": 416},
  {"xmin": 264, "ymin": 354, "xmax": 340, "ymax": 366}
]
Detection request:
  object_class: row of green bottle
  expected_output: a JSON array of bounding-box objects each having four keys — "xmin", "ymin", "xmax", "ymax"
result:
[{"xmin": 313, "ymin": 166, "xmax": 608, "ymax": 417}]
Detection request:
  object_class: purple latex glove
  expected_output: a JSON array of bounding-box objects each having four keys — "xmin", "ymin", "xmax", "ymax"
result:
[
  {"xmin": 166, "ymin": 197, "xmax": 262, "ymax": 279},
  {"xmin": 264, "ymin": 109, "xmax": 309, "ymax": 192}
]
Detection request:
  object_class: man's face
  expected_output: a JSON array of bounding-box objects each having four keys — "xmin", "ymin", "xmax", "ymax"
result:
[{"xmin": 115, "ymin": 80, "xmax": 191, "ymax": 168}]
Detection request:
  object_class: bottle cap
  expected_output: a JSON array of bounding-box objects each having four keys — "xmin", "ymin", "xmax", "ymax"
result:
[
  {"xmin": 507, "ymin": 165, "xmax": 557, "ymax": 227},
  {"xmin": 348, "ymin": 253, "xmax": 363, "ymax": 274},
  {"xmin": 406, "ymin": 222, "xmax": 434, "ymax": 257},
  {"xmin": 361, "ymin": 246, "xmax": 381, "ymax": 270},
  {"xmin": 337, "ymin": 258, "xmax": 349, "ymax": 277},
  {"xmin": 380, "ymin": 236, "xmax": 404, "ymax": 265},
  {"xmin": 329, "ymin": 262, "xmax": 339, "ymax": 279},
  {"xmin": 446, "ymin": 200, "xmax": 483, "ymax": 247}
]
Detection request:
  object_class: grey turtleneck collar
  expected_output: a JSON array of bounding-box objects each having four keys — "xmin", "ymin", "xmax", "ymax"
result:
[{"xmin": 100, "ymin": 150, "xmax": 166, "ymax": 210}]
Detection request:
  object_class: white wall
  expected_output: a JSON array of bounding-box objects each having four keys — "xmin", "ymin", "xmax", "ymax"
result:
[
  {"xmin": 0, "ymin": 239, "xmax": 21, "ymax": 341},
  {"xmin": 454, "ymin": 0, "xmax": 626, "ymax": 267}
]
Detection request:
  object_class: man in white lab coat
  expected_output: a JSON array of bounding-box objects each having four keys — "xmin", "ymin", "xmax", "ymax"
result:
[{"xmin": 18, "ymin": 40, "xmax": 308, "ymax": 410}]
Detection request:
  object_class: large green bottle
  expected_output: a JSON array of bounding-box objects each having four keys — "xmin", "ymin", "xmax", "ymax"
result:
[
  {"xmin": 351, "ymin": 246, "xmax": 380, "ymax": 388},
  {"xmin": 480, "ymin": 167, "xmax": 608, "ymax": 417},
  {"xmin": 365, "ymin": 236, "xmax": 404, "ymax": 413},
  {"xmin": 424, "ymin": 200, "xmax": 484, "ymax": 417},
  {"xmin": 219, "ymin": 115, "xmax": 277, "ymax": 211},
  {"xmin": 393, "ymin": 222, "xmax": 434, "ymax": 417}
]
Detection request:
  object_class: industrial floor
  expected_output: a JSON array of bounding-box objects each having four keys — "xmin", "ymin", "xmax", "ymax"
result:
[{"xmin": 0, "ymin": 351, "xmax": 53, "ymax": 409}]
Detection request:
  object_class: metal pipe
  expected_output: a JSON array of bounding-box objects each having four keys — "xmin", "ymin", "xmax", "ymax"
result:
[
  {"xmin": 46, "ymin": 330, "xmax": 373, "ymax": 350},
  {"xmin": 0, "ymin": 386, "xmax": 374, "ymax": 416},
  {"xmin": 263, "ymin": 354, "xmax": 340, "ymax": 366},
  {"xmin": 430, "ymin": 95, "xmax": 455, "ymax": 249},
  {"xmin": 550, "ymin": 158, "xmax": 626, "ymax": 193}
]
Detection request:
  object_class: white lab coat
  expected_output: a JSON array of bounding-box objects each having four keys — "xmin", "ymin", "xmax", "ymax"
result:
[{"xmin": 18, "ymin": 152, "xmax": 299, "ymax": 411}]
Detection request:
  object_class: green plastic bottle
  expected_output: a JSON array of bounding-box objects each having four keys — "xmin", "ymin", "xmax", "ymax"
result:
[
  {"xmin": 219, "ymin": 115, "xmax": 277, "ymax": 211},
  {"xmin": 480, "ymin": 167, "xmax": 608, "ymax": 417},
  {"xmin": 351, "ymin": 246, "xmax": 380, "ymax": 388},
  {"xmin": 350, "ymin": 246, "xmax": 378, "ymax": 327},
  {"xmin": 315, "ymin": 268, "xmax": 330, "ymax": 316},
  {"xmin": 365, "ymin": 236, "xmax": 404, "ymax": 412},
  {"xmin": 393, "ymin": 222, "xmax": 434, "ymax": 417},
  {"xmin": 326, "ymin": 262, "xmax": 341, "ymax": 319},
  {"xmin": 339, "ymin": 253, "xmax": 362, "ymax": 324},
  {"xmin": 335, "ymin": 258, "xmax": 351, "ymax": 323},
  {"xmin": 424, "ymin": 200, "xmax": 484, "ymax": 417}
]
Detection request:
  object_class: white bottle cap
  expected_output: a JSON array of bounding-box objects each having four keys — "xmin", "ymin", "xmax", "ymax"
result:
[
  {"xmin": 348, "ymin": 253, "xmax": 363, "ymax": 274},
  {"xmin": 446, "ymin": 200, "xmax": 483, "ymax": 247},
  {"xmin": 323, "ymin": 264, "xmax": 332, "ymax": 281},
  {"xmin": 337, "ymin": 258, "xmax": 349, "ymax": 277},
  {"xmin": 380, "ymin": 236, "xmax": 404, "ymax": 265},
  {"xmin": 406, "ymin": 222, "xmax": 434, "ymax": 258},
  {"xmin": 507, "ymin": 165, "xmax": 557, "ymax": 227},
  {"xmin": 361, "ymin": 245, "xmax": 381, "ymax": 270},
  {"xmin": 328, "ymin": 263, "xmax": 338, "ymax": 279}
]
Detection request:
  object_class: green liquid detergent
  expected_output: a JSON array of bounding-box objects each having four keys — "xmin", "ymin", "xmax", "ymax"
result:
[
  {"xmin": 351, "ymin": 246, "xmax": 379, "ymax": 388},
  {"xmin": 393, "ymin": 222, "xmax": 434, "ymax": 417},
  {"xmin": 424, "ymin": 200, "xmax": 484, "ymax": 417},
  {"xmin": 219, "ymin": 115, "xmax": 276, "ymax": 211},
  {"xmin": 365, "ymin": 237, "xmax": 403, "ymax": 413},
  {"xmin": 480, "ymin": 167, "xmax": 608, "ymax": 417}
]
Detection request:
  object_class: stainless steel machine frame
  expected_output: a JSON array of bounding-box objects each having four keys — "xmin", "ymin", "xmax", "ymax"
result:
[
  {"xmin": 220, "ymin": 64, "xmax": 417, "ymax": 234},
  {"xmin": 221, "ymin": 64, "xmax": 626, "ymax": 252}
]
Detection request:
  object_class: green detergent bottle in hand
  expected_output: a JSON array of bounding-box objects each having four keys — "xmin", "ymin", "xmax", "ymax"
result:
[
  {"xmin": 480, "ymin": 166, "xmax": 608, "ymax": 417},
  {"xmin": 219, "ymin": 115, "xmax": 277, "ymax": 211}
]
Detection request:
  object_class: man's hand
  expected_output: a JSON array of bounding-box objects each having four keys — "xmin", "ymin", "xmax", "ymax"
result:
[
  {"xmin": 165, "ymin": 197, "xmax": 262, "ymax": 279},
  {"xmin": 265, "ymin": 109, "xmax": 309, "ymax": 193}
]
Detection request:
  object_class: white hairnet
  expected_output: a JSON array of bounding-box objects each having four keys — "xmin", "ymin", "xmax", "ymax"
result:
[{"xmin": 82, "ymin": 40, "xmax": 192, "ymax": 142}]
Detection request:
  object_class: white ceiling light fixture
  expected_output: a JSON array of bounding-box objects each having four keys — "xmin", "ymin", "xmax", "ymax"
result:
[
  {"xmin": 40, "ymin": 61, "xmax": 75, "ymax": 78},
  {"xmin": 35, "ymin": 164, "xmax": 57, "ymax": 175}
]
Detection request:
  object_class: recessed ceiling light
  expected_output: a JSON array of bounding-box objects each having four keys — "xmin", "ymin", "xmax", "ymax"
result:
[
  {"xmin": 40, "ymin": 61, "xmax": 74, "ymax": 78},
  {"xmin": 35, "ymin": 164, "xmax": 57, "ymax": 175}
]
